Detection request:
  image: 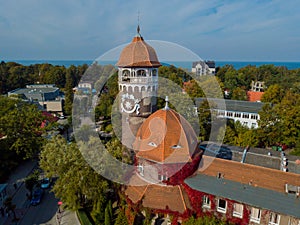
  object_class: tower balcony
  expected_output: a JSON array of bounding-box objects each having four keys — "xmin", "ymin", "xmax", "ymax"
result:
[{"xmin": 119, "ymin": 76, "xmax": 158, "ymax": 84}]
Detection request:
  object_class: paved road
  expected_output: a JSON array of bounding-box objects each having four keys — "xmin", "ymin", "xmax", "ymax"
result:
[
  {"xmin": 0, "ymin": 159, "xmax": 80, "ymax": 225},
  {"xmin": 19, "ymin": 188, "xmax": 58, "ymax": 225}
]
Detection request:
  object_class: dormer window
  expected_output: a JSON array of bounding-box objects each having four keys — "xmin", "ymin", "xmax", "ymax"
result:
[
  {"xmin": 148, "ymin": 142, "xmax": 157, "ymax": 147},
  {"xmin": 172, "ymin": 145, "xmax": 182, "ymax": 149}
]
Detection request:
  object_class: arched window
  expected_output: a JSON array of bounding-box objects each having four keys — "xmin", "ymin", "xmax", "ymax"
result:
[
  {"xmin": 152, "ymin": 69, "xmax": 157, "ymax": 76},
  {"xmin": 122, "ymin": 70, "xmax": 130, "ymax": 81},
  {"xmin": 137, "ymin": 69, "xmax": 146, "ymax": 77}
]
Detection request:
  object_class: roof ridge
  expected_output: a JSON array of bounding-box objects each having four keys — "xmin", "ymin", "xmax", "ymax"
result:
[
  {"xmin": 161, "ymin": 110, "xmax": 167, "ymax": 162},
  {"xmin": 203, "ymin": 155, "xmax": 300, "ymax": 177},
  {"xmin": 139, "ymin": 184, "xmax": 150, "ymax": 202},
  {"xmin": 178, "ymin": 185, "xmax": 187, "ymax": 211},
  {"xmin": 170, "ymin": 110, "xmax": 191, "ymax": 159}
]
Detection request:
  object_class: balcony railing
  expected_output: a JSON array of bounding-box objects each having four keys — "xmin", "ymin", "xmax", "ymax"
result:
[{"xmin": 119, "ymin": 76, "xmax": 158, "ymax": 84}]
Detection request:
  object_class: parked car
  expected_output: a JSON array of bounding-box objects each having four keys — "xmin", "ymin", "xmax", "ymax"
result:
[
  {"xmin": 31, "ymin": 189, "xmax": 43, "ymax": 205},
  {"xmin": 41, "ymin": 178, "xmax": 51, "ymax": 189}
]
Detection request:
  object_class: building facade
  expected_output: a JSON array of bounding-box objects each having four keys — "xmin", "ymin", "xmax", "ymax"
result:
[
  {"xmin": 8, "ymin": 84, "xmax": 64, "ymax": 115},
  {"xmin": 196, "ymin": 98, "xmax": 263, "ymax": 129},
  {"xmin": 192, "ymin": 60, "xmax": 216, "ymax": 76},
  {"xmin": 117, "ymin": 26, "xmax": 161, "ymax": 147},
  {"xmin": 119, "ymin": 28, "xmax": 300, "ymax": 225}
]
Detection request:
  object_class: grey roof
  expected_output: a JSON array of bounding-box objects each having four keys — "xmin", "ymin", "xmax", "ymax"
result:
[
  {"xmin": 195, "ymin": 98, "xmax": 264, "ymax": 114},
  {"xmin": 192, "ymin": 61, "xmax": 207, "ymax": 68},
  {"xmin": 8, "ymin": 84, "xmax": 61, "ymax": 101},
  {"xmin": 199, "ymin": 142, "xmax": 300, "ymax": 174},
  {"xmin": 185, "ymin": 174, "xmax": 300, "ymax": 219},
  {"xmin": 205, "ymin": 61, "xmax": 215, "ymax": 68},
  {"xmin": 9, "ymin": 86, "xmax": 58, "ymax": 95}
]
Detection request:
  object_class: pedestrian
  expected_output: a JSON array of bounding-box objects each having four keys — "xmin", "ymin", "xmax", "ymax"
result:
[
  {"xmin": 13, "ymin": 183, "xmax": 17, "ymax": 190},
  {"xmin": 0, "ymin": 206, "xmax": 4, "ymax": 217}
]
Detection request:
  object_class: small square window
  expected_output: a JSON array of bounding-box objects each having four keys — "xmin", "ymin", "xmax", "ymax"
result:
[
  {"xmin": 233, "ymin": 203, "xmax": 243, "ymax": 218},
  {"xmin": 158, "ymin": 174, "xmax": 167, "ymax": 181},
  {"xmin": 202, "ymin": 195, "xmax": 210, "ymax": 209},
  {"xmin": 269, "ymin": 212, "xmax": 280, "ymax": 225},
  {"xmin": 250, "ymin": 207, "xmax": 261, "ymax": 223},
  {"xmin": 217, "ymin": 199, "xmax": 226, "ymax": 213}
]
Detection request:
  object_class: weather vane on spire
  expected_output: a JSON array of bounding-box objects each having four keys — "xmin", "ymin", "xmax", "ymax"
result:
[{"xmin": 137, "ymin": 10, "xmax": 141, "ymax": 35}]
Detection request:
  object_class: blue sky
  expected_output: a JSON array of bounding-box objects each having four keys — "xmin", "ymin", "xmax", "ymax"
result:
[{"xmin": 1, "ymin": 0, "xmax": 300, "ymax": 61}]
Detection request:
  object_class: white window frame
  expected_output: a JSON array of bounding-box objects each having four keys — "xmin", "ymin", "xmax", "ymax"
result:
[
  {"xmin": 202, "ymin": 195, "xmax": 210, "ymax": 209},
  {"xmin": 250, "ymin": 207, "xmax": 261, "ymax": 224},
  {"xmin": 217, "ymin": 199, "xmax": 227, "ymax": 213},
  {"xmin": 158, "ymin": 174, "xmax": 167, "ymax": 181},
  {"xmin": 137, "ymin": 163, "xmax": 144, "ymax": 176},
  {"xmin": 269, "ymin": 212, "xmax": 280, "ymax": 225},
  {"xmin": 233, "ymin": 203, "xmax": 243, "ymax": 218}
]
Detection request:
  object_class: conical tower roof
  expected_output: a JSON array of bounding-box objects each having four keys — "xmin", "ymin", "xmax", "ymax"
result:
[{"xmin": 117, "ymin": 28, "xmax": 161, "ymax": 68}]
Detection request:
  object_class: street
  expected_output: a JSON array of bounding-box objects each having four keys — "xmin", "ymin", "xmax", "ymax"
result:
[
  {"xmin": 0, "ymin": 159, "xmax": 80, "ymax": 225},
  {"xmin": 19, "ymin": 188, "xmax": 58, "ymax": 225}
]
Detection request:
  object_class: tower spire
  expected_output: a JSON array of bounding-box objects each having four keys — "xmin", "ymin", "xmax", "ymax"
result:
[
  {"xmin": 164, "ymin": 96, "xmax": 170, "ymax": 110},
  {"xmin": 137, "ymin": 10, "xmax": 141, "ymax": 36}
]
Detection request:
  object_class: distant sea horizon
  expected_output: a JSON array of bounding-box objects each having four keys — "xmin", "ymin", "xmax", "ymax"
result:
[{"xmin": 3, "ymin": 59, "xmax": 300, "ymax": 71}]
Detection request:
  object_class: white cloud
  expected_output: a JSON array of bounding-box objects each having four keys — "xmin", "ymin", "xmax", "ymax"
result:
[{"xmin": 0, "ymin": 0, "xmax": 300, "ymax": 61}]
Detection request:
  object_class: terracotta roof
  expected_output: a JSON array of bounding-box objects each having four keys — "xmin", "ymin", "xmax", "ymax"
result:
[
  {"xmin": 247, "ymin": 91, "xmax": 264, "ymax": 102},
  {"xmin": 125, "ymin": 175, "xmax": 192, "ymax": 214},
  {"xmin": 117, "ymin": 35, "xmax": 161, "ymax": 68},
  {"xmin": 133, "ymin": 108, "xmax": 198, "ymax": 163},
  {"xmin": 198, "ymin": 155, "xmax": 300, "ymax": 193}
]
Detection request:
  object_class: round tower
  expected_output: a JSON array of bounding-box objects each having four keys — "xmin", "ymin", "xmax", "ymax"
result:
[{"xmin": 117, "ymin": 27, "xmax": 161, "ymax": 147}]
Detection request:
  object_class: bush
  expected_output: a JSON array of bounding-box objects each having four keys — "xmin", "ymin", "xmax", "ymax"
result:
[{"xmin": 77, "ymin": 209, "xmax": 94, "ymax": 225}]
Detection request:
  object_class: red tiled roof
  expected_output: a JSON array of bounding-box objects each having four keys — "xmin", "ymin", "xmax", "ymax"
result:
[
  {"xmin": 134, "ymin": 108, "xmax": 198, "ymax": 163},
  {"xmin": 117, "ymin": 35, "xmax": 161, "ymax": 68},
  {"xmin": 125, "ymin": 175, "xmax": 192, "ymax": 214},
  {"xmin": 198, "ymin": 155, "xmax": 300, "ymax": 193},
  {"xmin": 247, "ymin": 91, "xmax": 264, "ymax": 102}
]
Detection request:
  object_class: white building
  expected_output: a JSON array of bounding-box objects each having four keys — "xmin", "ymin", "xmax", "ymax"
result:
[
  {"xmin": 196, "ymin": 98, "xmax": 263, "ymax": 129},
  {"xmin": 192, "ymin": 61, "xmax": 216, "ymax": 76}
]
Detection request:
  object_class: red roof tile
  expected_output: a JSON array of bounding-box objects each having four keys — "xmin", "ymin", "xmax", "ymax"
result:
[
  {"xmin": 117, "ymin": 35, "xmax": 161, "ymax": 68},
  {"xmin": 247, "ymin": 91, "xmax": 264, "ymax": 102},
  {"xmin": 198, "ymin": 155, "xmax": 300, "ymax": 193},
  {"xmin": 125, "ymin": 174, "xmax": 192, "ymax": 214},
  {"xmin": 134, "ymin": 108, "xmax": 198, "ymax": 163}
]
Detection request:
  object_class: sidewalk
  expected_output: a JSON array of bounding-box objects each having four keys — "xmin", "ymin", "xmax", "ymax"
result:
[
  {"xmin": 54, "ymin": 210, "xmax": 81, "ymax": 225},
  {"xmin": 0, "ymin": 160, "xmax": 81, "ymax": 225},
  {"xmin": 39, "ymin": 209, "xmax": 81, "ymax": 225}
]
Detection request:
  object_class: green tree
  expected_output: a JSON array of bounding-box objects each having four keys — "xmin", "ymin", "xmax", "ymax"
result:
[
  {"xmin": 183, "ymin": 215, "xmax": 229, "ymax": 225},
  {"xmin": 64, "ymin": 66, "xmax": 76, "ymax": 115},
  {"xmin": 261, "ymin": 84, "xmax": 283, "ymax": 104},
  {"xmin": 231, "ymin": 87, "xmax": 247, "ymax": 101},
  {"xmin": 198, "ymin": 100, "xmax": 213, "ymax": 141},
  {"xmin": 114, "ymin": 210, "xmax": 129, "ymax": 225},
  {"xmin": 42, "ymin": 66, "xmax": 66, "ymax": 88},
  {"xmin": 24, "ymin": 170, "xmax": 39, "ymax": 195},
  {"xmin": 0, "ymin": 97, "xmax": 45, "ymax": 159},
  {"xmin": 105, "ymin": 204, "xmax": 112, "ymax": 225},
  {"xmin": 184, "ymin": 79, "xmax": 204, "ymax": 99},
  {"xmin": 40, "ymin": 135, "xmax": 110, "ymax": 210}
]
